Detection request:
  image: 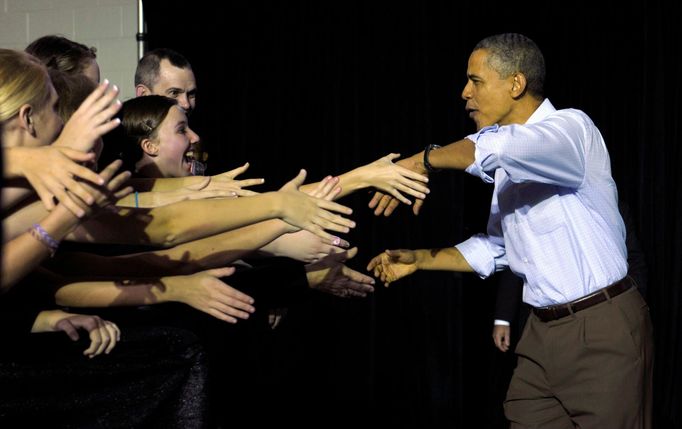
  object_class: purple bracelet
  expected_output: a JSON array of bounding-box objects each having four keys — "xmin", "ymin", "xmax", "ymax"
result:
[{"xmin": 29, "ymin": 223, "xmax": 59, "ymax": 257}]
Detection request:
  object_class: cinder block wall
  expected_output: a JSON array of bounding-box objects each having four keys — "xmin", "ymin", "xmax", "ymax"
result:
[{"xmin": 0, "ymin": 0, "xmax": 139, "ymax": 101}]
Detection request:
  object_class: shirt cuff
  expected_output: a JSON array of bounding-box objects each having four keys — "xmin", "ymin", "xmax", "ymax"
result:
[
  {"xmin": 494, "ymin": 319, "xmax": 510, "ymax": 326},
  {"xmin": 455, "ymin": 235, "xmax": 496, "ymax": 279}
]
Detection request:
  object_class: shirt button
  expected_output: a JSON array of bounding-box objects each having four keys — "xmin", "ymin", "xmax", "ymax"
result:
[{"xmin": 523, "ymin": 258, "xmax": 529, "ymax": 263}]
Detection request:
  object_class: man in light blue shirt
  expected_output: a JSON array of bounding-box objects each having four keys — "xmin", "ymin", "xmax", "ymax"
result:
[{"xmin": 367, "ymin": 33, "xmax": 653, "ymax": 429}]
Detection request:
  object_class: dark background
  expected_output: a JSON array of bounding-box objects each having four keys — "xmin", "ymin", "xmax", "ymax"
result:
[{"xmin": 144, "ymin": 1, "xmax": 680, "ymax": 427}]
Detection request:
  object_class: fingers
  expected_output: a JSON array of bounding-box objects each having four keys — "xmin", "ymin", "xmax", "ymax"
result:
[
  {"xmin": 324, "ymin": 245, "xmax": 355, "ymax": 263},
  {"xmin": 368, "ymin": 191, "xmax": 384, "ymax": 209},
  {"xmin": 113, "ymin": 186, "xmax": 134, "ymax": 200},
  {"xmin": 107, "ymin": 171, "xmax": 132, "ymax": 192},
  {"xmin": 412, "ymin": 198, "xmax": 425, "ymax": 215},
  {"xmin": 63, "ymin": 153, "xmax": 104, "ymax": 185},
  {"xmin": 283, "ymin": 169, "xmax": 307, "ymax": 190},
  {"xmin": 372, "ymin": 194, "xmax": 393, "ymax": 216},
  {"xmin": 394, "ymin": 164, "xmax": 430, "ymax": 183},
  {"xmin": 307, "ymin": 175, "xmax": 340, "ymax": 200},
  {"xmin": 387, "ymin": 189, "xmax": 412, "ymax": 206},
  {"xmin": 222, "ymin": 162, "xmax": 250, "ymax": 179},
  {"xmin": 78, "ymin": 79, "xmax": 114, "ymax": 111},
  {"xmin": 60, "ymin": 147, "xmax": 97, "ymax": 163},
  {"xmin": 312, "ymin": 208, "xmax": 355, "ymax": 233},
  {"xmin": 316, "ymin": 198, "xmax": 353, "ymax": 216},
  {"xmin": 235, "ymin": 178, "xmax": 266, "ymax": 189},
  {"xmin": 82, "ymin": 318, "xmax": 103, "ymax": 357},
  {"xmin": 102, "ymin": 321, "xmax": 121, "ymax": 354},
  {"xmin": 394, "ymin": 177, "xmax": 430, "ymax": 197},
  {"xmin": 341, "ymin": 266, "xmax": 376, "ymax": 288},
  {"xmin": 383, "ymin": 198, "xmax": 401, "ymax": 216},
  {"xmin": 366, "ymin": 254, "xmax": 383, "ymax": 271},
  {"xmin": 231, "ymin": 189, "xmax": 258, "ymax": 197},
  {"xmin": 210, "ymin": 300, "xmax": 253, "ymax": 321},
  {"xmin": 304, "ymin": 225, "xmax": 344, "ymax": 246},
  {"xmin": 97, "ymin": 159, "xmax": 125, "ymax": 183},
  {"xmin": 32, "ymin": 181, "xmax": 56, "ymax": 212}
]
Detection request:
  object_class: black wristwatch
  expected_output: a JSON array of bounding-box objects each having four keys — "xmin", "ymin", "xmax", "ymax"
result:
[{"xmin": 423, "ymin": 144, "xmax": 442, "ymax": 173}]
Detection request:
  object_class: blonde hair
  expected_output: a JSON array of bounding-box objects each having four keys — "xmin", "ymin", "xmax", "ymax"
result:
[{"xmin": 0, "ymin": 49, "xmax": 52, "ymax": 123}]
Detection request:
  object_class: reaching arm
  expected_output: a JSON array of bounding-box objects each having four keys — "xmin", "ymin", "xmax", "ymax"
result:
[
  {"xmin": 49, "ymin": 219, "xmax": 295, "ymax": 277},
  {"xmin": 54, "ymin": 267, "xmax": 256, "ymax": 324},
  {"xmin": 1, "ymin": 160, "xmax": 132, "ymax": 292},
  {"xmin": 8, "ymin": 170, "xmax": 354, "ymax": 248},
  {"xmin": 367, "ymin": 247, "xmax": 473, "ymax": 287},
  {"xmin": 2, "ymin": 204, "xmax": 79, "ymax": 292},
  {"xmin": 300, "ymin": 153, "xmax": 430, "ymax": 204},
  {"xmin": 2, "ymin": 146, "xmax": 102, "ymax": 214},
  {"xmin": 127, "ymin": 162, "xmax": 264, "ymax": 196},
  {"xmin": 368, "ymin": 140, "xmax": 475, "ymax": 216},
  {"xmin": 31, "ymin": 310, "xmax": 121, "ymax": 358}
]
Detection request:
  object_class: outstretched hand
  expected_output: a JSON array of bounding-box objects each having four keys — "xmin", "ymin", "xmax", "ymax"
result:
[
  {"xmin": 16, "ymin": 145, "xmax": 104, "ymax": 216},
  {"xmin": 64, "ymin": 159, "xmax": 133, "ymax": 218},
  {"xmin": 170, "ymin": 267, "xmax": 256, "ymax": 324},
  {"xmin": 306, "ymin": 247, "xmax": 376, "ymax": 298},
  {"xmin": 366, "ymin": 249, "xmax": 419, "ymax": 286},
  {"xmin": 53, "ymin": 79, "xmax": 122, "ymax": 153},
  {"xmin": 363, "ymin": 153, "xmax": 429, "ymax": 207},
  {"xmin": 278, "ymin": 169, "xmax": 355, "ymax": 245},
  {"xmin": 368, "ymin": 155, "xmax": 428, "ymax": 216},
  {"xmin": 205, "ymin": 162, "xmax": 265, "ymax": 197}
]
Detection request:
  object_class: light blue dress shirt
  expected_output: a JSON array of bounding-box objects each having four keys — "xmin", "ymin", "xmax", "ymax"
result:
[{"xmin": 455, "ymin": 99, "xmax": 627, "ymax": 307}]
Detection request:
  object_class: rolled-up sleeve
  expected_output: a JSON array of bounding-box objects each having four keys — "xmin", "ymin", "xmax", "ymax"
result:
[
  {"xmin": 464, "ymin": 114, "xmax": 588, "ymax": 188},
  {"xmin": 455, "ymin": 233, "xmax": 507, "ymax": 279}
]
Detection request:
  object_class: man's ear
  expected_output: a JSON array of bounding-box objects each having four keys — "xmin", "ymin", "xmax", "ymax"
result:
[
  {"xmin": 510, "ymin": 73, "xmax": 527, "ymax": 99},
  {"xmin": 18, "ymin": 104, "xmax": 36, "ymax": 136},
  {"xmin": 136, "ymin": 84, "xmax": 152, "ymax": 97},
  {"xmin": 140, "ymin": 138, "xmax": 159, "ymax": 156}
]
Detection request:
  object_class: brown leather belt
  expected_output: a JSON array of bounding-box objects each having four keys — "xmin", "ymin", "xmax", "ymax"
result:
[{"xmin": 532, "ymin": 277, "xmax": 633, "ymax": 322}]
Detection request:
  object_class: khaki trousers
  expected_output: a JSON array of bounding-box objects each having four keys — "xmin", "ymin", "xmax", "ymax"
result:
[{"xmin": 504, "ymin": 287, "xmax": 654, "ymax": 429}]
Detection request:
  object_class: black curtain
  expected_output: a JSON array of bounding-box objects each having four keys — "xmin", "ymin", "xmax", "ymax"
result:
[{"xmin": 143, "ymin": 1, "xmax": 681, "ymax": 427}]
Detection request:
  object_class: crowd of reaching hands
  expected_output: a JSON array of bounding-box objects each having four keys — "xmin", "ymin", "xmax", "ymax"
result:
[{"xmin": 0, "ymin": 39, "xmax": 433, "ymax": 427}]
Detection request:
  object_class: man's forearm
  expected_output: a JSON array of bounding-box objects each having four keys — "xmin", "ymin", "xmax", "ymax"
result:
[
  {"xmin": 405, "ymin": 138, "xmax": 476, "ymax": 173},
  {"xmin": 415, "ymin": 247, "xmax": 474, "ymax": 272}
]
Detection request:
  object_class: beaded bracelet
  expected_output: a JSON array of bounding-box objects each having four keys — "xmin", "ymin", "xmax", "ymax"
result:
[{"xmin": 28, "ymin": 223, "xmax": 59, "ymax": 257}]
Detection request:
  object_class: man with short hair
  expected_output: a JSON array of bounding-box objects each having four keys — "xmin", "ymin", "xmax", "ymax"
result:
[
  {"xmin": 368, "ymin": 33, "xmax": 653, "ymax": 429},
  {"xmin": 135, "ymin": 48, "xmax": 197, "ymax": 115}
]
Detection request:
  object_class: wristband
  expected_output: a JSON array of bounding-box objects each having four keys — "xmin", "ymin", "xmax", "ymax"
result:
[
  {"xmin": 423, "ymin": 144, "xmax": 442, "ymax": 172},
  {"xmin": 28, "ymin": 223, "xmax": 59, "ymax": 257}
]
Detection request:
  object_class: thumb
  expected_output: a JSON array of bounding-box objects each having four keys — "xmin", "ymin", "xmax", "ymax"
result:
[
  {"xmin": 386, "ymin": 153, "xmax": 401, "ymax": 162},
  {"xmin": 286, "ymin": 169, "xmax": 307, "ymax": 189},
  {"xmin": 205, "ymin": 267, "xmax": 236, "ymax": 278},
  {"xmin": 385, "ymin": 249, "xmax": 401, "ymax": 258},
  {"xmin": 344, "ymin": 246, "xmax": 359, "ymax": 260},
  {"xmin": 59, "ymin": 147, "xmax": 96, "ymax": 162}
]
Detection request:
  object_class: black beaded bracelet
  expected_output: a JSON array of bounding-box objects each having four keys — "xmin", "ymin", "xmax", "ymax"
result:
[{"xmin": 423, "ymin": 144, "xmax": 442, "ymax": 172}]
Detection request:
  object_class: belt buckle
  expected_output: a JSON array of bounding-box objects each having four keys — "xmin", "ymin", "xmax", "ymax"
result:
[{"xmin": 551, "ymin": 305, "xmax": 564, "ymax": 320}]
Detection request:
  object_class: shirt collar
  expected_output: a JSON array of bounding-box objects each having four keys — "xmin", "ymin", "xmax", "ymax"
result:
[{"xmin": 525, "ymin": 98, "xmax": 556, "ymax": 124}]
